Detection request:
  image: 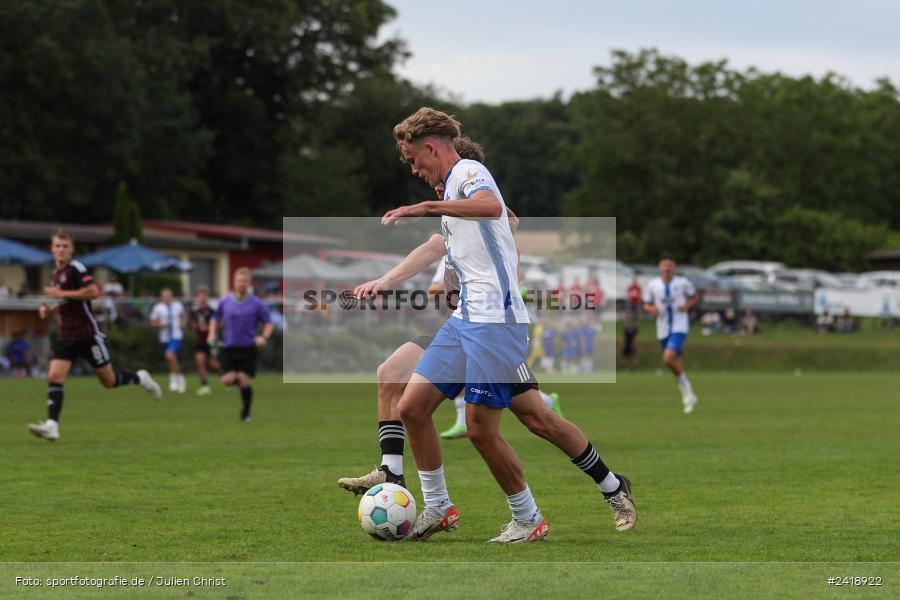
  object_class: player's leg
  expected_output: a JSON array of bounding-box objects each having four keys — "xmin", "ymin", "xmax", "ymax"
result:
[
  {"xmin": 510, "ymin": 389, "xmax": 636, "ymax": 531},
  {"xmin": 466, "ymin": 400, "xmax": 549, "ymax": 543},
  {"xmin": 237, "ymin": 371, "xmax": 253, "ymax": 422},
  {"xmin": 28, "ymin": 358, "xmax": 71, "ymax": 440},
  {"xmin": 439, "ymin": 394, "xmax": 467, "ymax": 439},
  {"xmin": 538, "ymin": 389, "xmax": 564, "ymax": 417},
  {"xmin": 164, "ymin": 342, "xmax": 184, "ymax": 393},
  {"xmin": 662, "ymin": 334, "xmax": 696, "ymax": 413},
  {"xmin": 195, "ymin": 349, "xmax": 212, "ymax": 396},
  {"xmin": 397, "ymin": 373, "xmax": 460, "ymax": 539},
  {"xmin": 338, "ymin": 340, "xmax": 424, "ymax": 494},
  {"xmin": 92, "ymin": 336, "xmax": 161, "ymax": 399}
]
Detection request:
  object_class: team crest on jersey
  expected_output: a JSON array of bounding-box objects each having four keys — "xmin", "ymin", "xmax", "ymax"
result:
[
  {"xmin": 59, "ymin": 275, "xmax": 67, "ymax": 284},
  {"xmin": 461, "ymin": 169, "xmax": 486, "ymax": 196}
]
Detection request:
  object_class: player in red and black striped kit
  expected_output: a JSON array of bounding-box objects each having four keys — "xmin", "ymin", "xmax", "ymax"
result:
[{"xmin": 28, "ymin": 230, "xmax": 162, "ymax": 441}]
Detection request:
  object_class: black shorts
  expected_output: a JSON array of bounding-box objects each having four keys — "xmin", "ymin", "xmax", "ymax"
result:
[
  {"xmin": 623, "ymin": 331, "xmax": 637, "ymax": 358},
  {"xmin": 220, "ymin": 346, "xmax": 258, "ymax": 377},
  {"xmin": 410, "ymin": 335, "xmax": 434, "ymax": 351},
  {"xmin": 194, "ymin": 341, "xmax": 211, "ymax": 356},
  {"xmin": 52, "ymin": 336, "xmax": 111, "ymax": 369}
]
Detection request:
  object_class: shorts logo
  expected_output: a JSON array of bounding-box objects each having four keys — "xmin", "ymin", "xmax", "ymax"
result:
[
  {"xmin": 516, "ymin": 363, "xmax": 533, "ymax": 383},
  {"xmin": 469, "ymin": 387, "xmax": 493, "ymax": 397}
]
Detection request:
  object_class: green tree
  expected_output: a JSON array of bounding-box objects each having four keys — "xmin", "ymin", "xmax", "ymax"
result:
[{"xmin": 111, "ymin": 182, "xmax": 144, "ymax": 243}]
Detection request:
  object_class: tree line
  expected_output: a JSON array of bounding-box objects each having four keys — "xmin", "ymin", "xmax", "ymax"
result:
[{"xmin": 1, "ymin": 2, "xmax": 898, "ymax": 270}]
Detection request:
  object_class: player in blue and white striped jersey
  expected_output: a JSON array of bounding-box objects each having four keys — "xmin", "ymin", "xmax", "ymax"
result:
[
  {"xmin": 643, "ymin": 251, "xmax": 700, "ymax": 413},
  {"xmin": 373, "ymin": 107, "xmax": 635, "ymax": 542}
]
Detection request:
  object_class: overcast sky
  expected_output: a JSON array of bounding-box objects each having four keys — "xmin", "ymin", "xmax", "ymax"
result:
[{"xmin": 379, "ymin": 0, "xmax": 900, "ymax": 104}]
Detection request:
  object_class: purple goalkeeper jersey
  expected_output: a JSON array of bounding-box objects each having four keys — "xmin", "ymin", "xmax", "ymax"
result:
[{"xmin": 213, "ymin": 293, "xmax": 270, "ymax": 348}]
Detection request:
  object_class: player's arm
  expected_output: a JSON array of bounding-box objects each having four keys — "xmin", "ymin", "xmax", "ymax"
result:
[
  {"xmin": 148, "ymin": 305, "xmax": 165, "ymax": 329},
  {"xmin": 207, "ymin": 318, "xmax": 218, "ymax": 344},
  {"xmin": 382, "ymin": 191, "xmax": 503, "ymax": 225},
  {"xmin": 354, "ymin": 234, "xmax": 446, "ymax": 298},
  {"xmin": 43, "ymin": 282, "xmax": 100, "ymax": 302},
  {"xmin": 255, "ymin": 322, "xmax": 275, "ymax": 348},
  {"xmin": 642, "ymin": 292, "xmax": 658, "ymax": 316},
  {"xmin": 38, "ymin": 302, "xmax": 60, "ymax": 319},
  {"xmin": 678, "ymin": 292, "xmax": 701, "ymax": 312},
  {"xmin": 507, "ymin": 206, "xmax": 520, "ymax": 232}
]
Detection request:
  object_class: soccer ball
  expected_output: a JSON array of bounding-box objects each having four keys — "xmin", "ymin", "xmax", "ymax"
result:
[{"xmin": 357, "ymin": 483, "xmax": 417, "ymax": 541}]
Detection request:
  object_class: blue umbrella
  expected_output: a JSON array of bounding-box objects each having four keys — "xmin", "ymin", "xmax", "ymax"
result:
[
  {"xmin": 78, "ymin": 239, "xmax": 191, "ymax": 274},
  {"xmin": 0, "ymin": 236, "xmax": 53, "ymax": 265}
]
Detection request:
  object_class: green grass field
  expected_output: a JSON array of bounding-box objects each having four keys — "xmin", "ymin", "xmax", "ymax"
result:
[{"xmin": 2, "ymin": 372, "xmax": 899, "ymax": 599}]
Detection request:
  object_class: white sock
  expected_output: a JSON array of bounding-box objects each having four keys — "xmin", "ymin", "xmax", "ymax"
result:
[
  {"xmin": 678, "ymin": 372, "xmax": 692, "ymax": 394},
  {"xmin": 454, "ymin": 396, "xmax": 466, "ymax": 427},
  {"xmin": 507, "ymin": 484, "xmax": 540, "ymax": 523},
  {"xmin": 418, "ymin": 465, "xmax": 451, "ymax": 510},
  {"xmin": 382, "ymin": 454, "xmax": 403, "ymax": 477},
  {"xmin": 598, "ymin": 471, "xmax": 621, "ymax": 494},
  {"xmin": 539, "ymin": 391, "xmax": 553, "ymax": 409},
  {"xmin": 169, "ymin": 373, "xmax": 175, "ymax": 385}
]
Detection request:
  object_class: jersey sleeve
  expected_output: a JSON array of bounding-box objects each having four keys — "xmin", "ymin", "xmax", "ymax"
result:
[
  {"xmin": 149, "ymin": 304, "xmax": 163, "ymax": 321},
  {"xmin": 70, "ymin": 262, "xmax": 95, "ymax": 289},
  {"xmin": 456, "ymin": 162, "xmax": 496, "ymax": 199},
  {"xmin": 212, "ymin": 300, "xmax": 225, "ymax": 322},
  {"xmin": 257, "ymin": 299, "xmax": 271, "ymax": 324},
  {"xmin": 683, "ymin": 278, "xmax": 697, "ymax": 297}
]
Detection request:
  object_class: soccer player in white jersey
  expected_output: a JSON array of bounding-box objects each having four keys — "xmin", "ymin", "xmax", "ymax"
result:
[
  {"xmin": 364, "ymin": 107, "xmax": 634, "ymax": 542},
  {"xmin": 342, "ymin": 136, "xmax": 634, "ymax": 535},
  {"xmin": 643, "ymin": 252, "xmax": 700, "ymax": 413},
  {"xmin": 149, "ymin": 288, "xmax": 187, "ymax": 393}
]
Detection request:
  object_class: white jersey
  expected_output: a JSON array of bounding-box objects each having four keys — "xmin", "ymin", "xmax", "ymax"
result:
[
  {"xmin": 643, "ymin": 276, "xmax": 696, "ymax": 339},
  {"xmin": 149, "ymin": 300, "xmax": 185, "ymax": 342},
  {"xmin": 442, "ymin": 159, "xmax": 528, "ymax": 324}
]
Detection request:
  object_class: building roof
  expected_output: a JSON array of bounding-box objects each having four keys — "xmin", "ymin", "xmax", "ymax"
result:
[
  {"xmin": 142, "ymin": 220, "xmax": 344, "ymax": 247},
  {"xmin": 866, "ymin": 248, "xmax": 900, "ymax": 260},
  {"xmin": 0, "ymin": 219, "xmax": 241, "ymax": 251}
]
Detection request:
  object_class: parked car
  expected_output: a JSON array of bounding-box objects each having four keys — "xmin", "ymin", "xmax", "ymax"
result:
[
  {"xmin": 770, "ymin": 269, "xmax": 847, "ymax": 291},
  {"xmin": 855, "ymin": 271, "xmax": 900, "ymax": 289},
  {"xmin": 707, "ymin": 261, "xmax": 786, "ymax": 286}
]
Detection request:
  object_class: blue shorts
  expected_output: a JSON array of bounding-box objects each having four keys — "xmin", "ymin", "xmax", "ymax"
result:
[
  {"xmin": 659, "ymin": 333, "xmax": 687, "ymax": 356},
  {"xmin": 414, "ymin": 317, "xmax": 529, "ymax": 409},
  {"xmin": 162, "ymin": 339, "xmax": 182, "ymax": 354}
]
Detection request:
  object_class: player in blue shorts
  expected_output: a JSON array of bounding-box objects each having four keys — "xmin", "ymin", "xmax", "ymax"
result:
[
  {"xmin": 643, "ymin": 252, "xmax": 700, "ymax": 413},
  {"xmin": 364, "ymin": 108, "xmax": 635, "ymax": 542},
  {"xmin": 149, "ymin": 288, "xmax": 187, "ymax": 393}
]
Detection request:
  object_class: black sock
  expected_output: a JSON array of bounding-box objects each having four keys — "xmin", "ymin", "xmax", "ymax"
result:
[
  {"xmin": 114, "ymin": 370, "xmax": 139, "ymax": 387},
  {"xmin": 378, "ymin": 420, "xmax": 405, "ymax": 458},
  {"xmin": 48, "ymin": 384, "xmax": 63, "ymax": 422},
  {"xmin": 572, "ymin": 442, "xmax": 611, "ymax": 485},
  {"xmin": 200, "ymin": 377, "xmax": 208, "ymax": 386},
  {"xmin": 240, "ymin": 386, "xmax": 252, "ymax": 419}
]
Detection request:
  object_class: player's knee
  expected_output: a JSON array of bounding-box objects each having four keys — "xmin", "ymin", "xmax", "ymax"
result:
[
  {"xmin": 466, "ymin": 423, "xmax": 493, "ymax": 449},
  {"xmin": 376, "ymin": 358, "xmax": 408, "ymax": 384},
  {"xmin": 397, "ymin": 396, "xmax": 422, "ymax": 424}
]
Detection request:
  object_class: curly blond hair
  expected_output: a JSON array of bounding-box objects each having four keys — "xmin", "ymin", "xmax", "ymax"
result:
[
  {"xmin": 393, "ymin": 107, "xmax": 461, "ymax": 157},
  {"xmin": 453, "ymin": 136, "xmax": 485, "ymax": 162}
]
